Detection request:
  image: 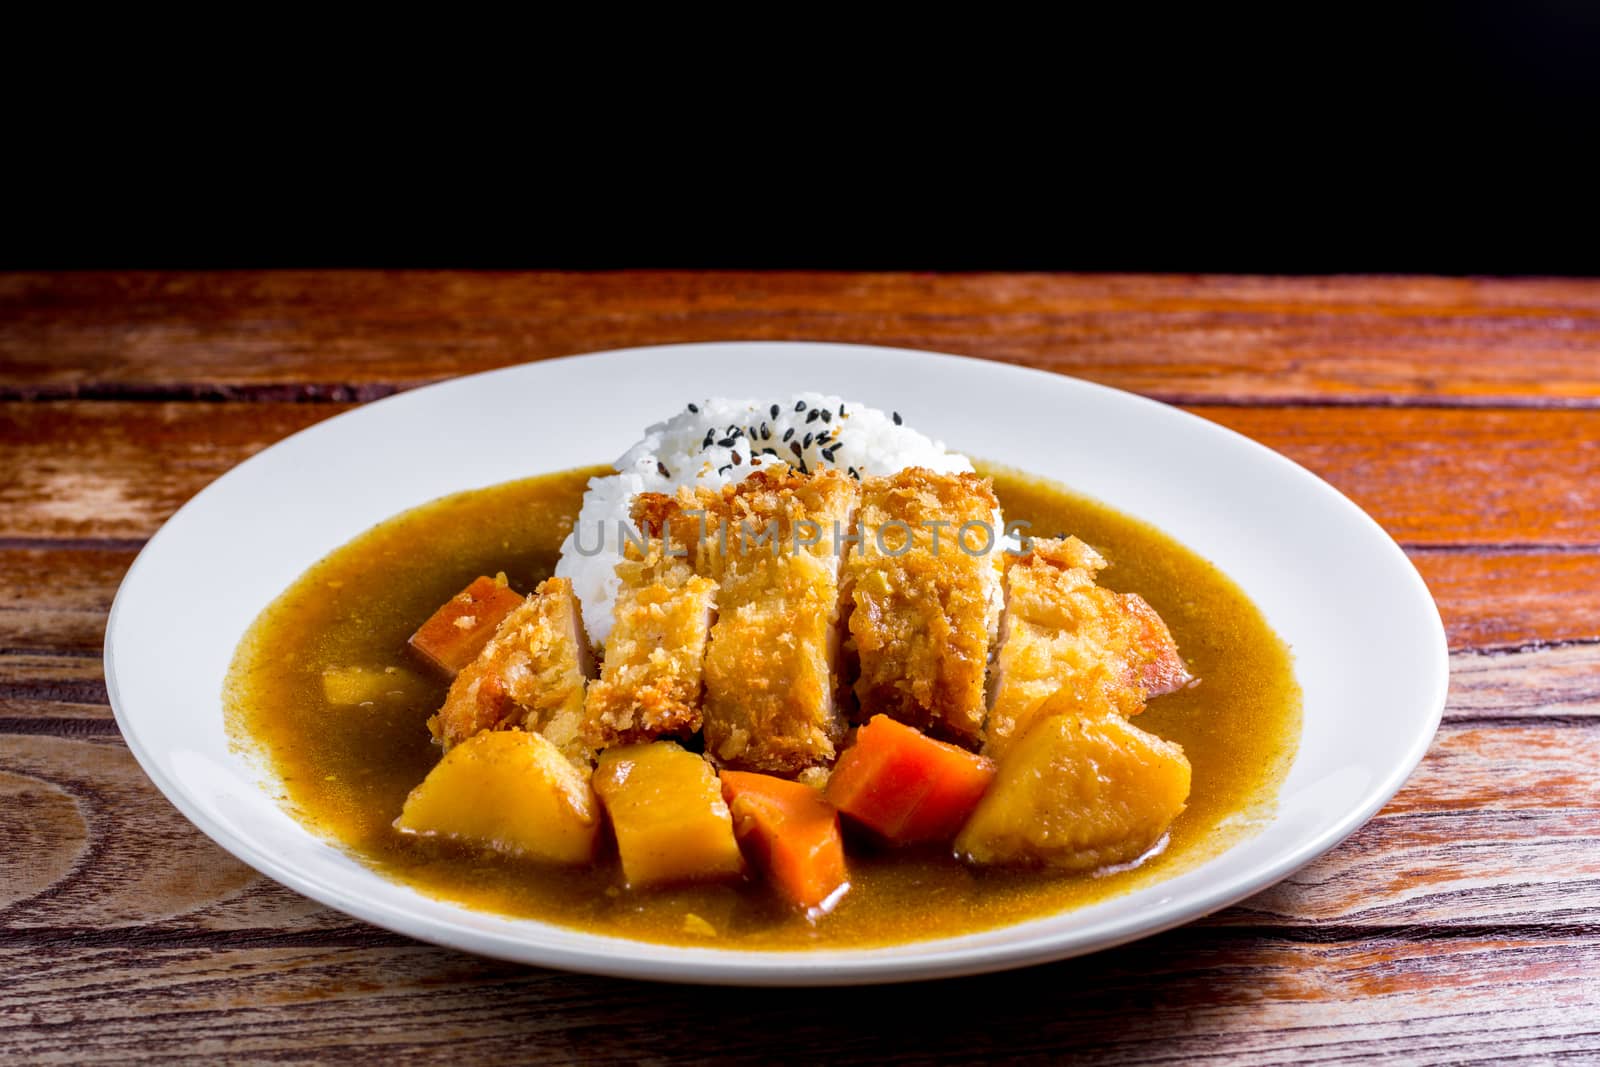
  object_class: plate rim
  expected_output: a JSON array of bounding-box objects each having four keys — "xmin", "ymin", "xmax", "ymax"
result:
[{"xmin": 104, "ymin": 340, "xmax": 1450, "ymax": 985}]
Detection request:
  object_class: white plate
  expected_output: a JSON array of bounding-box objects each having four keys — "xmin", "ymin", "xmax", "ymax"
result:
[{"xmin": 106, "ymin": 342, "xmax": 1448, "ymax": 985}]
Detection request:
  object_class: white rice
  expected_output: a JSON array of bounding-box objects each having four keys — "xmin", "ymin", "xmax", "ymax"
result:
[{"xmin": 555, "ymin": 393, "xmax": 977, "ymax": 647}]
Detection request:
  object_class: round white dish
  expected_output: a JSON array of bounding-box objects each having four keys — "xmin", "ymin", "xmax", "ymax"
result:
[{"xmin": 105, "ymin": 342, "xmax": 1448, "ymax": 985}]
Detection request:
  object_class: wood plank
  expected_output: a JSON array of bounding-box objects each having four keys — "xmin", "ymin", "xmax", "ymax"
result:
[
  {"xmin": 0, "ymin": 937, "xmax": 1595, "ymax": 1064},
  {"xmin": 1409, "ymin": 548, "xmax": 1600, "ymax": 650},
  {"xmin": 1, "ymin": 648, "xmax": 1595, "ymax": 935},
  {"xmin": 5, "ymin": 402, "xmax": 1599, "ymax": 546},
  {"xmin": 0, "ymin": 402, "xmax": 344, "ymax": 540},
  {"xmin": 1193, "ymin": 406, "xmax": 1600, "ymax": 546},
  {"xmin": 5, "ymin": 272, "xmax": 1600, "ymax": 405},
  {"xmin": 0, "ymin": 733, "xmax": 377, "ymax": 935},
  {"xmin": 0, "ymin": 547, "xmax": 136, "ymax": 653}
]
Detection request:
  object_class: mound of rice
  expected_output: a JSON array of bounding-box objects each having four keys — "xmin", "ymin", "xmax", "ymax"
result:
[{"xmin": 555, "ymin": 393, "xmax": 977, "ymax": 647}]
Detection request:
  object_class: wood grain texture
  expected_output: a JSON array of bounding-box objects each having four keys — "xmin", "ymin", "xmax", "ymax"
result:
[
  {"xmin": 4, "ymin": 401, "xmax": 1598, "ymax": 546},
  {"xmin": 5, "ymin": 272, "xmax": 1600, "ymax": 405},
  {"xmin": 4, "ymin": 272, "xmax": 1600, "ymax": 1062},
  {"xmin": 0, "ymin": 547, "xmax": 135, "ymax": 653},
  {"xmin": 3, "ymin": 936, "xmax": 1598, "ymax": 1065},
  {"xmin": 1410, "ymin": 548, "xmax": 1600, "ymax": 650}
]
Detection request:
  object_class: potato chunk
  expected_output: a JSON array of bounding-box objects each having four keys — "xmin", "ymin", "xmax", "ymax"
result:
[
  {"xmin": 321, "ymin": 665, "xmax": 424, "ymax": 707},
  {"xmin": 394, "ymin": 729, "xmax": 600, "ymax": 865},
  {"xmin": 592, "ymin": 742, "xmax": 744, "ymax": 888},
  {"xmin": 955, "ymin": 710, "xmax": 1190, "ymax": 871}
]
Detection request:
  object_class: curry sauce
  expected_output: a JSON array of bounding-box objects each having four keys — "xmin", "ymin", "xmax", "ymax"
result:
[{"xmin": 225, "ymin": 462, "xmax": 1301, "ymax": 949}]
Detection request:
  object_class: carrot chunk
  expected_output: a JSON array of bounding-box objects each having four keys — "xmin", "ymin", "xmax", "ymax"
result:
[
  {"xmin": 407, "ymin": 575, "xmax": 526, "ymax": 676},
  {"xmin": 824, "ymin": 715, "xmax": 996, "ymax": 845},
  {"xmin": 720, "ymin": 770, "xmax": 849, "ymax": 912}
]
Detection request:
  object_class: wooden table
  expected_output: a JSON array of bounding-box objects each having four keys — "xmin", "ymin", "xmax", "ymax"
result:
[{"xmin": 3, "ymin": 273, "xmax": 1598, "ymax": 1063}]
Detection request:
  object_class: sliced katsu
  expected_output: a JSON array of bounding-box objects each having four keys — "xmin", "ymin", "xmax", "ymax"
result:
[
  {"xmin": 844, "ymin": 468, "xmax": 1003, "ymax": 748},
  {"xmin": 984, "ymin": 536, "xmax": 1192, "ymax": 760},
  {"xmin": 428, "ymin": 576, "xmax": 594, "ymax": 765},
  {"xmin": 581, "ymin": 539, "xmax": 719, "ymax": 748},
  {"xmin": 701, "ymin": 467, "xmax": 860, "ymax": 773}
]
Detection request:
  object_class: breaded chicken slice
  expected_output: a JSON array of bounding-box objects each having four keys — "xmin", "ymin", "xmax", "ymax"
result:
[
  {"xmin": 632, "ymin": 484, "xmax": 730, "ymax": 578},
  {"xmin": 845, "ymin": 468, "xmax": 1003, "ymax": 748},
  {"xmin": 428, "ymin": 576, "xmax": 594, "ymax": 766},
  {"xmin": 582, "ymin": 542, "xmax": 718, "ymax": 748},
  {"xmin": 702, "ymin": 467, "xmax": 859, "ymax": 773},
  {"xmin": 984, "ymin": 536, "xmax": 1192, "ymax": 761}
]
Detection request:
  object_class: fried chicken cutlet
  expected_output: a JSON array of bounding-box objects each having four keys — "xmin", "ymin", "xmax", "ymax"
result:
[
  {"xmin": 428, "ymin": 576, "xmax": 594, "ymax": 766},
  {"xmin": 984, "ymin": 536, "xmax": 1192, "ymax": 760},
  {"xmin": 845, "ymin": 468, "xmax": 1003, "ymax": 748}
]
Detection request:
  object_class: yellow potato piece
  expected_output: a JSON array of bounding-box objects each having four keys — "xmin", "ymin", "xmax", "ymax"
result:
[
  {"xmin": 593, "ymin": 742, "xmax": 744, "ymax": 888},
  {"xmin": 955, "ymin": 710, "xmax": 1190, "ymax": 871},
  {"xmin": 394, "ymin": 729, "xmax": 599, "ymax": 865},
  {"xmin": 322, "ymin": 665, "xmax": 423, "ymax": 706}
]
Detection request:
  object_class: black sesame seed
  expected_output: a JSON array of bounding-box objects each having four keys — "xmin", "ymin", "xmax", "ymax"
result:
[
  {"xmin": 761, "ymin": 423, "xmax": 771, "ymax": 440},
  {"xmin": 783, "ymin": 427, "xmax": 795, "ymax": 442},
  {"xmin": 838, "ymin": 404, "xmax": 845, "ymax": 417},
  {"xmin": 820, "ymin": 409, "xmax": 832, "ymax": 423},
  {"xmin": 795, "ymin": 401, "xmax": 806, "ymax": 412},
  {"xmin": 718, "ymin": 465, "xmax": 733, "ymax": 476},
  {"xmin": 806, "ymin": 409, "xmax": 820, "ymax": 423},
  {"xmin": 892, "ymin": 411, "xmax": 903, "ymax": 425},
  {"xmin": 803, "ymin": 433, "xmax": 813, "ymax": 448},
  {"xmin": 765, "ymin": 448, "xmax": 780, "ymax": 458},
  {"xmin": 717, "ymin": 437, "xmax": 737, "ymax": 448},
  {"xmin": 822, "ymin": 446, "xmax": 838, "ymax": 461},
  {"xmin": 703, "ymin": 430, "xmax": 715, "ymax": 448},
  {"xmin": 789, "ymin": 441, "xmax": 803, "ymax": 458},
  {"xmin": 657, "ymin": 461, "xmax": 671, "ymax": 477},
  {"xmin": 770, "ymin": 404, "xmax": 780, "ymax": 419},
  {"xmin": 687, "ymin": 403, "xmax": 699, "ymax": 413},
  {"xmin": 848, "ymin": 466, "xmax": 860, "ymax": 480}
]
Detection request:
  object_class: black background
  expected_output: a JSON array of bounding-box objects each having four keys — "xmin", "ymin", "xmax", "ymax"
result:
[{"xmin": 9, "ymin": 3, "xmax": 1598, "ymax": 274}]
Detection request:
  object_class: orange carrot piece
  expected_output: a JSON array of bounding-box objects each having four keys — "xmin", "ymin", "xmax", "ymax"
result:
[
  {"xmin": 721, "ymin": 770, "xmax": 850, "ymax": 912},
  {"xmin": 824, "ymin": 715, "xmax": 996, "ymax": 845},
  {"xmin": 407, "ymin": 575, "xmax": 525, "ymax": 676}
]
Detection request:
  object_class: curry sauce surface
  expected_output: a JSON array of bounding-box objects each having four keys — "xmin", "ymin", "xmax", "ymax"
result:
[{"xmin": 225, "ymin": 462, "xmax": 1301, "ymax": 949}]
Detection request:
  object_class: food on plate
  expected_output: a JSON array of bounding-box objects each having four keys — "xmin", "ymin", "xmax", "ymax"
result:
[
  {"xmin": 593, "ymin": 741, "xmax": 745, "ymax": 888},
  {"xmin": 824, "ymin": 715, "xmax": 995, "ymax": 845},
  {"xmin": 407, "ymin": 574, "xmax": 528, "ymax": 676},
  {"xmin": 955, "ymin": 707, "xmax": 1192, "ymax": 871},
  {"xmin": 395, "ymin": 729, "xmax": 600, "ymax": 865},
  {"xmin": 227, "ymin": 392, "xmax": 1301, "ymax": 949},
  {"xmin": 846, "ymin": 468, "xmax": 1003, "ymax": 746},
  {"xmin": 428, "ymin": 576, "xmax": 592, "ymax": 765},
  {"xmin": 582, "ymin": 547, "xmax": 716, "ymax": 747},
  {"xmin": 721, "ymin": 769, "xmax": 849, "ymax": 912},
  {"xmin": 985, "ymin": 536, "xmax": 1191, "ymax": 760},
  {"xmin": 699, "ymin": 467, "xmax": 859, "ymax": 772}
]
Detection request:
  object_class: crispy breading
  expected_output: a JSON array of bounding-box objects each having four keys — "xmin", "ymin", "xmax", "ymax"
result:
[
  {"xmin": 984, "ymin": 536, "xmax": 1193, "ymax": 760},
  {"xmin": 428, "ymin": 576, "xmax": 595, "ymax": 766},
  {"xmin": 632, "ymin": 485, "xmax": 729, "ymax": 577},
  {"xmin": 701, "ymin": 467, "xmax": 859, "ymax": 773},
  {"xmin": 582, "ymin": 545, "xmax": 718, "ymax": 748},
  {"xmin": 845, "ymin": 468, "xmax": 1003, "ymax": 747}
]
